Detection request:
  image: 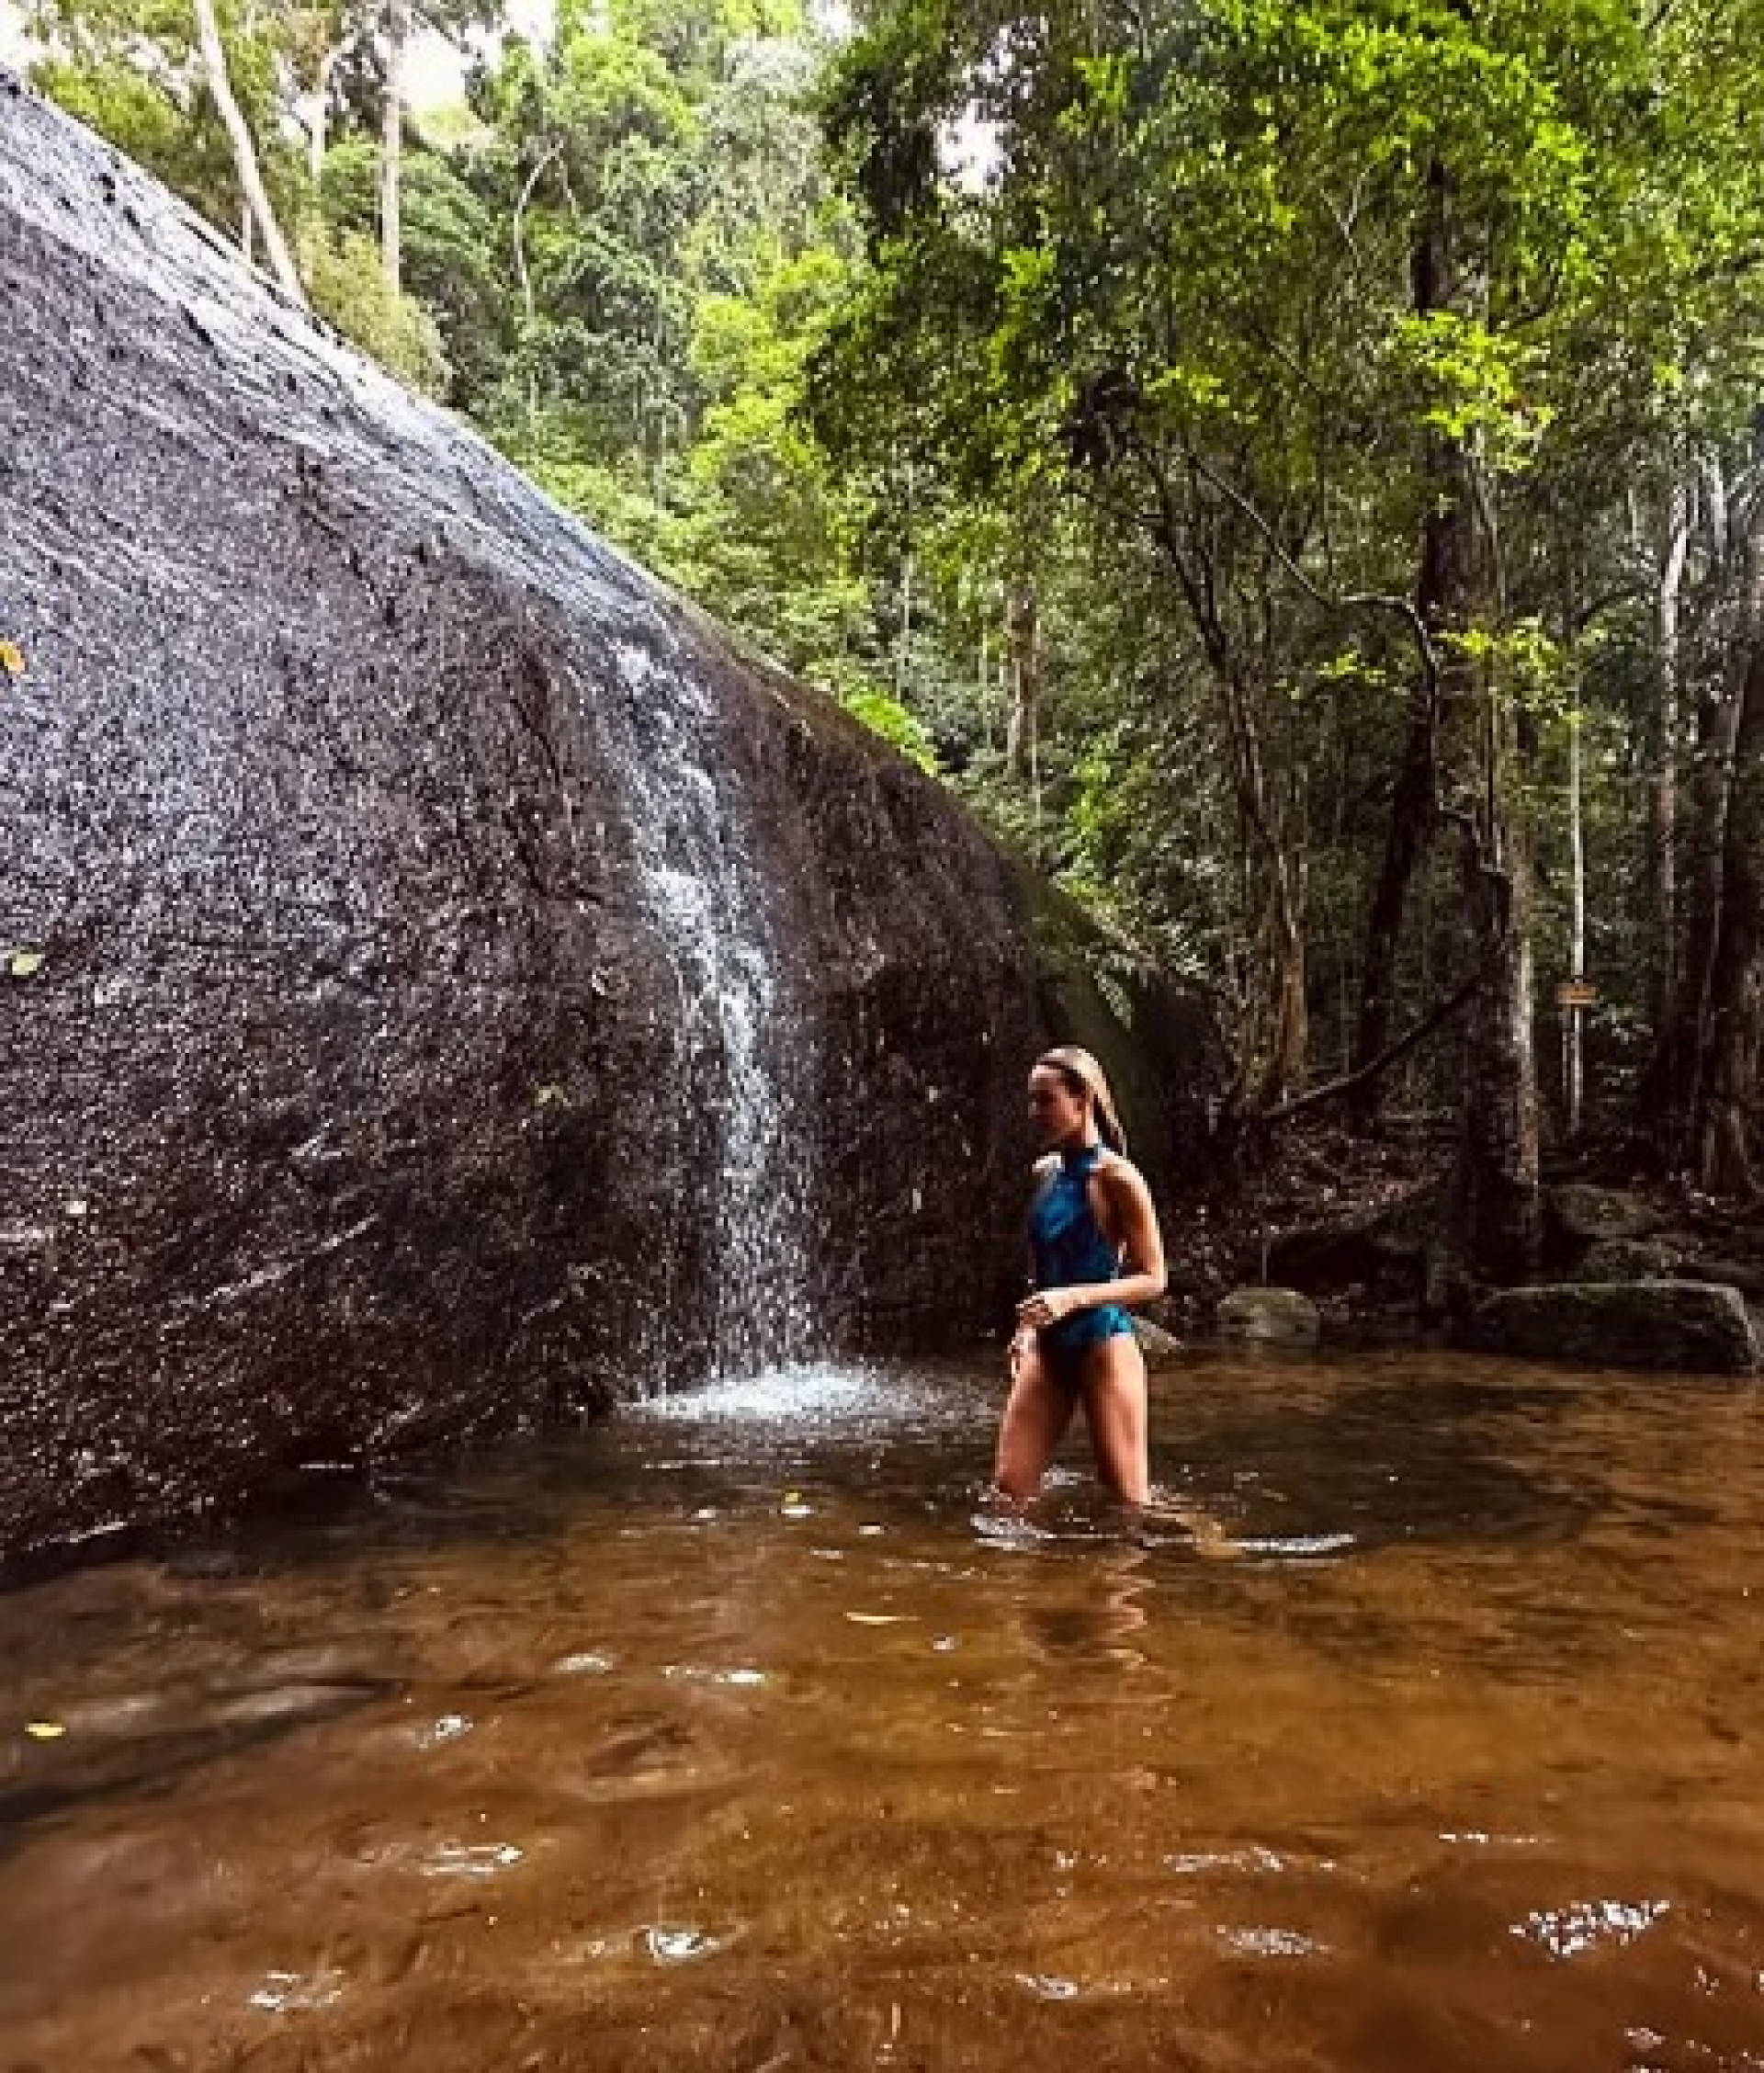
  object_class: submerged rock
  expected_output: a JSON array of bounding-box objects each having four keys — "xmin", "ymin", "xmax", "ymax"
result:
[
  {"xmin": 1132, "ymin": 1317, "xmax": 1184, "ymax": 1368},
  {"xmin": 0, "ymin": 81, "xmax": 1216, "ymax": 1564},
  {"xmin": 1216, "ymin": 1286, "xmax": 1321, "ymax": 1344},
  {"xmin": 1462, "ymin": 1282, "xmax": 1759, "ymax": 1376}
]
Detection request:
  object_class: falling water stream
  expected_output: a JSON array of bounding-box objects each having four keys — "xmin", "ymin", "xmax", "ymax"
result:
[
  {"xmin": 5, "ymin": 1347, "xmax": 1764, "ymax": 2072},
  {"xmin": 605, "ymin": 631, "xmax": 814, "ymax": 1378}
]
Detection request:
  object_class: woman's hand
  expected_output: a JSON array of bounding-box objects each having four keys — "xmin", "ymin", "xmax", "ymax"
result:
[{"xmin": 1016, "ymin": 1287, "xmax": 1077, "ymax": 1332}]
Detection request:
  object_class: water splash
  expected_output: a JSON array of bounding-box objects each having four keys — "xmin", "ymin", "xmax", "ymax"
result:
[{"xmin": 645, "ymin": 1361, "xmax": 888, "ymax": 1424}]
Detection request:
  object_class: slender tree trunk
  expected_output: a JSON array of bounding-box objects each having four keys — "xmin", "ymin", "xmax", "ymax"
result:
[
  {"xmin": 1646, "ymin": 459, "xmax": 1743, "ymax": 1157},
  {"xmin": 308, "ymin": 45, "xmax": 339, "ymax": 191},
  {"xmin": 1259, "ymin": 879, "xmax": 1308, "ymax": 1107},
  {"xmin": 1654, "ymin": 480, "xmax": 1691, "ymax": 1028},
  {"xmin": 1349, "ymin": 558, "xmax": 1441, "ymax": 1128},
  {"xmin": 1693, "ymin": 514, "xmax": 1764, "ymax": 1192},
  {"xmin": 191, "ymin": 0, "xmax": 307, "ymax": 306},
  {"xmin": 1565, "ymin": 706, "xmax": 1585, "ymax": 1138},
  {"xmin": 513, "ymin": 142, "xmax": 560, "ymax": 436},
  {"xmin": 978, "ymin": 620, "xmax": 993, "ymax": 753},
  {"xmin": 1413, "ymin": 164, "xmax": 1540, "ymax": 1284},
  {"xmin": 380, "ymin": 0, "xmax": 409, "ymax": 296},
  {"xmin": 1348, "ymin": 187, "xmax": 1466, "ymax": 1131},
  {"xmin": 1004, "ymin": 579, "xmax": 1039, "ymax": 783}
]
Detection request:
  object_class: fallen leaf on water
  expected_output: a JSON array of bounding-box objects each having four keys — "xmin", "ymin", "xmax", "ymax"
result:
[{"xmin": 25, "ymin": 1720, "xmax": 66, "ymax": 1739}]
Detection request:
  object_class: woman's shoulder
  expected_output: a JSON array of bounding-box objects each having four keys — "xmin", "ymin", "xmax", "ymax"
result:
[{"xmin": 1096, "ymin": 1149, "xmax": 1149, "ymax": 1191}]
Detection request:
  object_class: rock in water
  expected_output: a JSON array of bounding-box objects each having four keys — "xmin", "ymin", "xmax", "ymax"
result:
[
  {"xmin": 1463, "ymin": 1283, "xmax": 1760, "ymax": 1376},
  {"xmin": 1216, "ymin": 1287, "xmax": 1321, "ymax": 1344},
  {"xmin": 1132, "ymin": 1317, "xmax": 1184, "ymax": 1368},
  {"xmin": 0, "ymin": 80, "xmax": 1215, "ymax": 1564}
]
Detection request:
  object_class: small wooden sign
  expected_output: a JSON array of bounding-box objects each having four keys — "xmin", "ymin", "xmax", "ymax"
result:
[{"xmin": 1556, "ymin": 978, "xmax": 1598, "ymax": 1009}]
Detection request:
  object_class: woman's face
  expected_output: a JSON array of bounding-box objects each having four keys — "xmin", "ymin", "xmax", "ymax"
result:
[{"xmin": 1027, "ymin": 1064, "xmax": 1088, "ymax": 1148}]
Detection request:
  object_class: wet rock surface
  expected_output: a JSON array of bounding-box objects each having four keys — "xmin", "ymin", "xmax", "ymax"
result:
[
  {"xmin": 1216, "ymin": 1286, "xmax": 1321, "ymax": 1344},
  {"xmin": 1572, "ymin": 1237, "xmax": 1682, "ymax": 1284},
  {"xmin": 1544, "ymin": 1184, "xmax": 1664, "ymax": 1254},
  {"xmin": 1462, "ymin": 1282, "xmax": 1760, "ymax": 1376},
  {"xmin": 1267, "ymin": 1185, "xmax": 1439, "ymax": 1299},
  {"xmin": 0, "ymin": 81, "xmax": 1215, "ymax": 1565}
]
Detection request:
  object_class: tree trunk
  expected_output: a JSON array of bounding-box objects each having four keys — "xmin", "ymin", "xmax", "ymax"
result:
[
  {"xmin": 380, "ymin": 0, "xmax": 408, "ymax": 296},
  {"xmin": 1436, "ymin": 437, "xmax": 1542, "ymax": 1284},
  {"xmin": 1693, "ymin": 515, "xmax": 1764, "ymax": 1192},
  {"xmin": 1259, "ymin": 882, "xmax": 1309, "ymax": 1107},
  {"xmin": 1653, "ymin": 480, "xmax": 1691, "ymax": 1030},
  {"xmin": 191, "ymin": 0, "xmax": 307, "ymax": 306},
  {"xmin": 1004, "ymin": 579, "xmax": 1039, "ymax": 783},
  {"xmin": 1349, "ymin": 559, "xmax": 1441, "ymax": 1128},
  {"xmin": 1412, "ymin": 165, "xmax": 1540, "ymax": 1284},
  {"xmin": 308, "ymin": 45, "xmax": 339, "ymax": 191},
  {"xmin": 1564, "ymin": 705, "xmax": 1585, "ymax": 1138},
  {"xmin": 1645, "ymin": 459, "xmax": 1745, "ymax": 1159},
  {"xmin": 1348, "ymin": 186, "xmax": 1468, "ymax": 1131}
]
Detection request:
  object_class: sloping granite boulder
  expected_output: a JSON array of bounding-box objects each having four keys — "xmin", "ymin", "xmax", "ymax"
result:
[{"xmin": 0, "ymin": 78, "xmax": 1216, "ymax": 1564}]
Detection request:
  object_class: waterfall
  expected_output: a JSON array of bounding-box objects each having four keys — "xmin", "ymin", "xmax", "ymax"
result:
[{"xmin": 606, "ymin": 633, "xmax": 819, "ymax": 1382}]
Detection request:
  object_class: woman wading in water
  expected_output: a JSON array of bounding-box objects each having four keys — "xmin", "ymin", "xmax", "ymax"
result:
[{"xmin": 997, "ymin": 1047, "xmax": 1168, "ymax": 1504}]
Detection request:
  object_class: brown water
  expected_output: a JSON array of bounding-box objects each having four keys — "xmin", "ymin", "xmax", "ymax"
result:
[{"xmin": 4, "ymin": 1349, "xmax": 1764, "ymax": 2073}]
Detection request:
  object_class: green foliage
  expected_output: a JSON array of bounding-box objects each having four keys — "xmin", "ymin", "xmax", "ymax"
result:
[
  {"xmin": 31, "ymin": 0, "xmax": 1764, "ymax": 1130},
  {"xmin": 321, "ymin": 138, "xmax": 507, "ymax": 402},
  {"xmin": 842, "ymin": 688, "xmax": 940, "ymax": 773},
  {"xmin": 300, "ymin": 223, "xmax": 452, "ymax": 393}
]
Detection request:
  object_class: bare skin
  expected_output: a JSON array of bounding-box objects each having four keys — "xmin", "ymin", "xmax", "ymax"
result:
[
  {"xmin": 996, "ymin": 1326, "xmax": 1151, "ymax": 1502},
  {"xmin": 993, "ymin": 1064, "xmax": 1168, "ymax": 1505}
]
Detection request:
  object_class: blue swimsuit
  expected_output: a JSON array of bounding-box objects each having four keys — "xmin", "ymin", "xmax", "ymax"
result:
[{"xmin": 1028, "ymin": 1143, "xmax": 1134, "ymax": 1386}]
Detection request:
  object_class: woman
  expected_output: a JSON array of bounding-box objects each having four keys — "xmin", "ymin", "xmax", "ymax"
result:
[{"xmin": 996, "ymin": 1046, "xmax": 1167, "ymax": 1505}]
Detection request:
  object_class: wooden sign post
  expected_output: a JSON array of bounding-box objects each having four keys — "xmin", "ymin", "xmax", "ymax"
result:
[{"xmin": 1556, "ymin": 978, "xmax": 1598, "ymax": 1138}]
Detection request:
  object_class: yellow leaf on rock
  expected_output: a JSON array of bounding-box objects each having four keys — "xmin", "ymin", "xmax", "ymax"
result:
[{"xmin": 0, "ymin": 641, "xmax": 23, "ymax": 677}]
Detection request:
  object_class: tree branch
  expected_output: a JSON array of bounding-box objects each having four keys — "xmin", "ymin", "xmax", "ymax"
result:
[
  {"xmin": 1181, "ymin": 447, "xmax": 1441, "ymax": 712},
  {"xmin": 1256, "ymin": 962, "xmax": 1486, "ymax": 1125}
]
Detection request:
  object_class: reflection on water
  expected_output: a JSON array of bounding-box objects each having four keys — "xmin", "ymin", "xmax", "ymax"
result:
[{"xmin": 3, "ymin": 1346, "xmax": 1764, "ymax": 2071}]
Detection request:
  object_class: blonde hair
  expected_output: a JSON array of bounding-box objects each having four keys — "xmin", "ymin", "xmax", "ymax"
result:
[{"xmin": 1036, "ymin": 1045, "xmax": 1127, "ymax": 1155}]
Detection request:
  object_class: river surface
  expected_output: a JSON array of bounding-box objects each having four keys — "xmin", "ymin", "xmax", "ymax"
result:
[{"xmin": 3, "ymin": 1348, "xmax": 1763, "ymax": 2072}]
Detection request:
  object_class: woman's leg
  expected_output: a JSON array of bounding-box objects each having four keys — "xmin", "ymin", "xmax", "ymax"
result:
[
  {"xmin": 994, "ymin": 1334, "xmax": 1077, "ymax": 1500},
  {"xmin": 1080, "ymin": 1332, "xmax": 1150, "ymax": 1503}
]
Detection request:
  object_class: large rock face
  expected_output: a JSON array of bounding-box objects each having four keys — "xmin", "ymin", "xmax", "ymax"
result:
[{"xmin": 0, "ymin": 79, "xmax": 1216, "ymax": 1564}]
